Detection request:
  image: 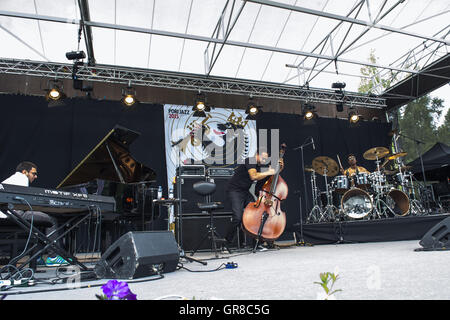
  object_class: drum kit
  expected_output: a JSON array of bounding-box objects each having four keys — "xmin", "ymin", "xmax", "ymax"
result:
[{"xmin": 306, "ymin": 146, "xmax": 426, "ymax": 223}]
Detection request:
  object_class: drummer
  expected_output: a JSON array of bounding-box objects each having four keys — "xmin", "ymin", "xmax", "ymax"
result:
[{"xmin": 340, "ymin": 154, "xmax": 370, "ymax": 176}]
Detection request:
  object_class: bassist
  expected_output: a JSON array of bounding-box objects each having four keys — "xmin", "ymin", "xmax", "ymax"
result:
[{"xmin": 224, "ymin": 149, "xmax": 284, "ymax": 250}]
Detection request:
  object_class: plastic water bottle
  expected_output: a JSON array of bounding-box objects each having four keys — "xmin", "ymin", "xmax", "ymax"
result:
[
  {"xmin": 169, "ymin": 186, "xmax": 174, "ymax": 199},
  {"xmin": 157, "ymin": 186, "xmax": 163, "ymax": 199}
]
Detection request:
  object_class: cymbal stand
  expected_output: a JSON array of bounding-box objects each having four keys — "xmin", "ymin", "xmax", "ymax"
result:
[
  {"xmin": 373, "ymin": 194, "xmax": 395, "ymax": 218},
  {"xmin": 391, "ymin": 131, "xmax": 407, "ymax": 187},
  {"xmin": 306, "ymin": 170, "xmax": 322, "ymax": 223},
  {"xmin": 372, "ymin": 192, "xmax": 390, "ymax": 219},
  {"xmin": 373, "ymin": 155, "xmax": 387, "ymax": 195},
  {"xmin": 320, "ymin": 167, "xmax": 336, "ymax": 222},
  {"xmin": 406, "ymin": 173, "xmax": 427, "ymax": 215}
]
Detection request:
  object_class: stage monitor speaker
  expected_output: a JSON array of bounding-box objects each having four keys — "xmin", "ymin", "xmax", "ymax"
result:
[
  {"xmin": 418, "ymin": 217, "xmax": 450, "ymax": 251},
  {"xmin": 94, "ymin": 231, "xmax": 180, "ymax": 279}
]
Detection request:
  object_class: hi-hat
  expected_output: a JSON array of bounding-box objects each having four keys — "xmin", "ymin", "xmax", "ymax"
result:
[
  {"xmin": 304, "ymin": 166, "xmax": 315, "ymax": 172},
  {"xmin": 363, "ymin": 147, "xmax": 390, "ymax": 160},
  {"xmin": 387, "ymin": 152, "xmax": 407, "ymax": 160},
  {"xmin": 312, "ymin": 156, "xmax": 339, "ymax": 177},
  {"xmin": 389, "ymin": 165, "xmax": 413, "ymax": 175}
]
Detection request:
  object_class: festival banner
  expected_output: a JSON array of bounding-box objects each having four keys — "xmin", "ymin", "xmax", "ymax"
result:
[{"xmin": 163, "ymin": 104, "xmax": 258, "ymax": 197}]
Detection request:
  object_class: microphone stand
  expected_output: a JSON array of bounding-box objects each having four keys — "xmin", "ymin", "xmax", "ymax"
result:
[
  {"xmin": 173, "ymin": 140, "xmax": 207, "ymax": 266},
  {"xmin": 397, "ymin": 132, "xmax": 433, "ymax": 212},
  {"xmin": 293, "ymin": 137, "xmax": 315, "ymax": 246}
]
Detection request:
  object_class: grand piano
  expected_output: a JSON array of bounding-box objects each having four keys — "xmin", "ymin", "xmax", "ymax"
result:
[{"xmin": 57, "ymin": 125, "xmax": 157, "ymax": 215}]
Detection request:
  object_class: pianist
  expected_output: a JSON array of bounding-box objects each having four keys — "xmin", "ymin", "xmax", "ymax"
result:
[{"xmin": 1, "ymin": 161, "xmax": 69, "ymax": 267}]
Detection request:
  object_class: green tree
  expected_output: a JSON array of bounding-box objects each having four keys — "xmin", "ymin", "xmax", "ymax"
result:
[
  {"xmin": 358, "ymin": 50, "xmax": 449, "ymax": 164},
  {"xmin": 398, "ymin": 96, "xmax": 445, "ymax": 163},
  {"xmin": 436, "ymin": 107, "xmax": 450, "ymax": 145},
  {"xmin": 358, "ymin": 49, "xmax": 393, "ymax": 94}
]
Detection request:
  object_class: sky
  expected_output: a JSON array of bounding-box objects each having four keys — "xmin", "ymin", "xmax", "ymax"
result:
[{"xmin": 0, "ymin": 0, "xmax": 448, "ymax": 125}]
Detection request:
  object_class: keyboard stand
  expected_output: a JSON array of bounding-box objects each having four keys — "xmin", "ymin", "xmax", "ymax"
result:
[{"xmin": 1, "ymin": 204, "xmax": 94, "ymax": 274}]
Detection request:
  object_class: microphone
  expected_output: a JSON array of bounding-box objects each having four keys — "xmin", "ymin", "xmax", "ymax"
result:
[{"xmin": 311, "ymin": 137, "xmax": 315, "ymax": 150}]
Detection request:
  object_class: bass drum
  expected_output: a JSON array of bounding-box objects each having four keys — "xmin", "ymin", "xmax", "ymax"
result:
[
  {"xmin": 386, "ymin": 189, "xmax": 410, "ymax": 216},
  {"xmin": 341, "ymin": 188, "xmax": 373, "ymax": 219}
]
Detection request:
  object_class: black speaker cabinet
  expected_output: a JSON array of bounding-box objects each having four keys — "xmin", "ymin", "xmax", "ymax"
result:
[
  {"xmin": 180, "ymin": 213, "xmax": 242, "ymax": 251},
  {"xmin": 208, "ymin": 177, "xmax": 232, "ymax": 213},
  {"xmin": 419, "ymin": 217, "xmax": 450, "ymax": 251},
  {"xmin": 94, "ymin": 231, "xmax": 180, "ymax": 279},
  {"xmin": 175, "ymin": 177, "xmax": 231, "ymax": 214},
  {"xmin": 175, "ymin": 177, "xmax": 207, "ymax": 214}
]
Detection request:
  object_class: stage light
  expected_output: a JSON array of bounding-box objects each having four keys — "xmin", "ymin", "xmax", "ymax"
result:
[
  {"xmin": 304, "ymin": 110, "xmax": 314, "ymax": 120},
  {"xmin": 196, "ymin": 100, "xmax": 206, "ymax": 111},
  {"xmin": 348, "ymin": 109, "xmax": 360, "ymax": 124},
  {"xmin": 121, "ymin": 84, "xmax": 137, "ymax": 107},
  {"xmin": 332, "ymin": 82, "xmax": 346, "ymax": 89},
  {"xmin": 123, "ymin": 94, "xmax": 135, "ymax": 106},
  {"xmin": 302, "ymin": 103, "xmax": 317, "ymax": 120},
  {"xmin": 48, "ymin": 88, "xmax": 61, "ymax": 100},
  {"xmin": 245, "ymin": 97, "xmax": 263, "ymax": 119},
  {"xmin": 66, "ymin": 50, "xmax": 86, "ymax": 61},
  {"xmin": 45, "ymin": 80, "xmax": 65, "ymax": 101},
  {"xmin": 192, "ymin": 92, "xmax": 210, "ymax": 117}
]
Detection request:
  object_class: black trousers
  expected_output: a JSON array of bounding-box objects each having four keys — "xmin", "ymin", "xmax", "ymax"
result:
[
  {"xmin": 15, "ymin": 210, "xmax": 63, "ymax": 257},
  {"xmin": 225, "ymin": 190, "xmax": 255, "ymax": 243}
]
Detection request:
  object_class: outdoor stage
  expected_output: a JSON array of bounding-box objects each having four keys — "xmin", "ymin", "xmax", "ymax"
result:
[
  {"xmin": 1, "ymin": 211, "xmax": 450, "ymax": 303},
  {"xmin": 292, "ymin": 212, "xmax": 450, "ymax": 245}
]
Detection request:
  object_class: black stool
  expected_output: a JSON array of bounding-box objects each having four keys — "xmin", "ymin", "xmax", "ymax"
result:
[{"xmin": 190, "ymin": 181, "xmax": 230, "ymax": 257}]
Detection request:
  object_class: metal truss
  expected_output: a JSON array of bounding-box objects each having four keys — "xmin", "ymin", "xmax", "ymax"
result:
[
  {"xmin": 370, "ymin": 26, "xmax": 450, "ymax": 94},
  {"xmin": 0, "ymin": 58, "xmax": 386, "ymax": 108}
]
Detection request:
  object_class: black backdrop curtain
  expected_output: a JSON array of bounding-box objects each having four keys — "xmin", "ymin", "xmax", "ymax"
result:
[
  {"xmin": 0, "ymin": 94, "xmax": 391, "ymax": 240},
  {"xmin": 256, "ymin": 112, "xmax": 392, "ymax": 237},
  {"xmin": 0, "ymin": 94, "xmax": 167, "ymax": 190}
]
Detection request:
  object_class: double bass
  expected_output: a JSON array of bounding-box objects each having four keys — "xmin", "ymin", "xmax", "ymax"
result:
[{"xmin": 242, "ymin": 144, "xmax": 288, "ymax": 249}]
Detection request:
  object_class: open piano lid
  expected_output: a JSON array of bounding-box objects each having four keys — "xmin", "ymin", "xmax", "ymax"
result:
[{"xmin": 57, "ymin": 125, "xmax": 156, "ymax": 189}]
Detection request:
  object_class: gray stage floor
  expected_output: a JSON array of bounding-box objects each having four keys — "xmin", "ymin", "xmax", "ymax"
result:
[{"xmin": 2, "ymin": 239, "xmax": 450, "ymax": 301}]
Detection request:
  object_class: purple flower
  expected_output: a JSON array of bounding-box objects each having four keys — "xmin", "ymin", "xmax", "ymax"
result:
[{"xmin": 101, "ymin": 280, "xmax": 137, "ymax": 300}]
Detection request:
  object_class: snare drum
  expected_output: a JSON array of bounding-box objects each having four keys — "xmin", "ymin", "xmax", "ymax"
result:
[{"xmin": 332, "ymin": 175, "xmax": 349, "ymax": 193}]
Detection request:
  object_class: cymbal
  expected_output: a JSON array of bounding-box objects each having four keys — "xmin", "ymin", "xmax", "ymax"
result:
[
  {"xmin": 387, "ymin": 152, "xmax": 407, "ymax": 160},
  {"xmin": 363, "ymin": 147, "xmax": 390, "ymax": 160},
  {"xmin": 312, "ymin": 156, "xmax": 339, "ymax": 177},
  {"xmin": 304, "ymin": 166, "xmax": 315, "ymax": 172}
]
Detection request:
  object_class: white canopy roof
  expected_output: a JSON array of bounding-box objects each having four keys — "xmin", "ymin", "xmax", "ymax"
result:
[{"xmin": 0, "ymin": 0, "xmax": 449, "ymax": 103}]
